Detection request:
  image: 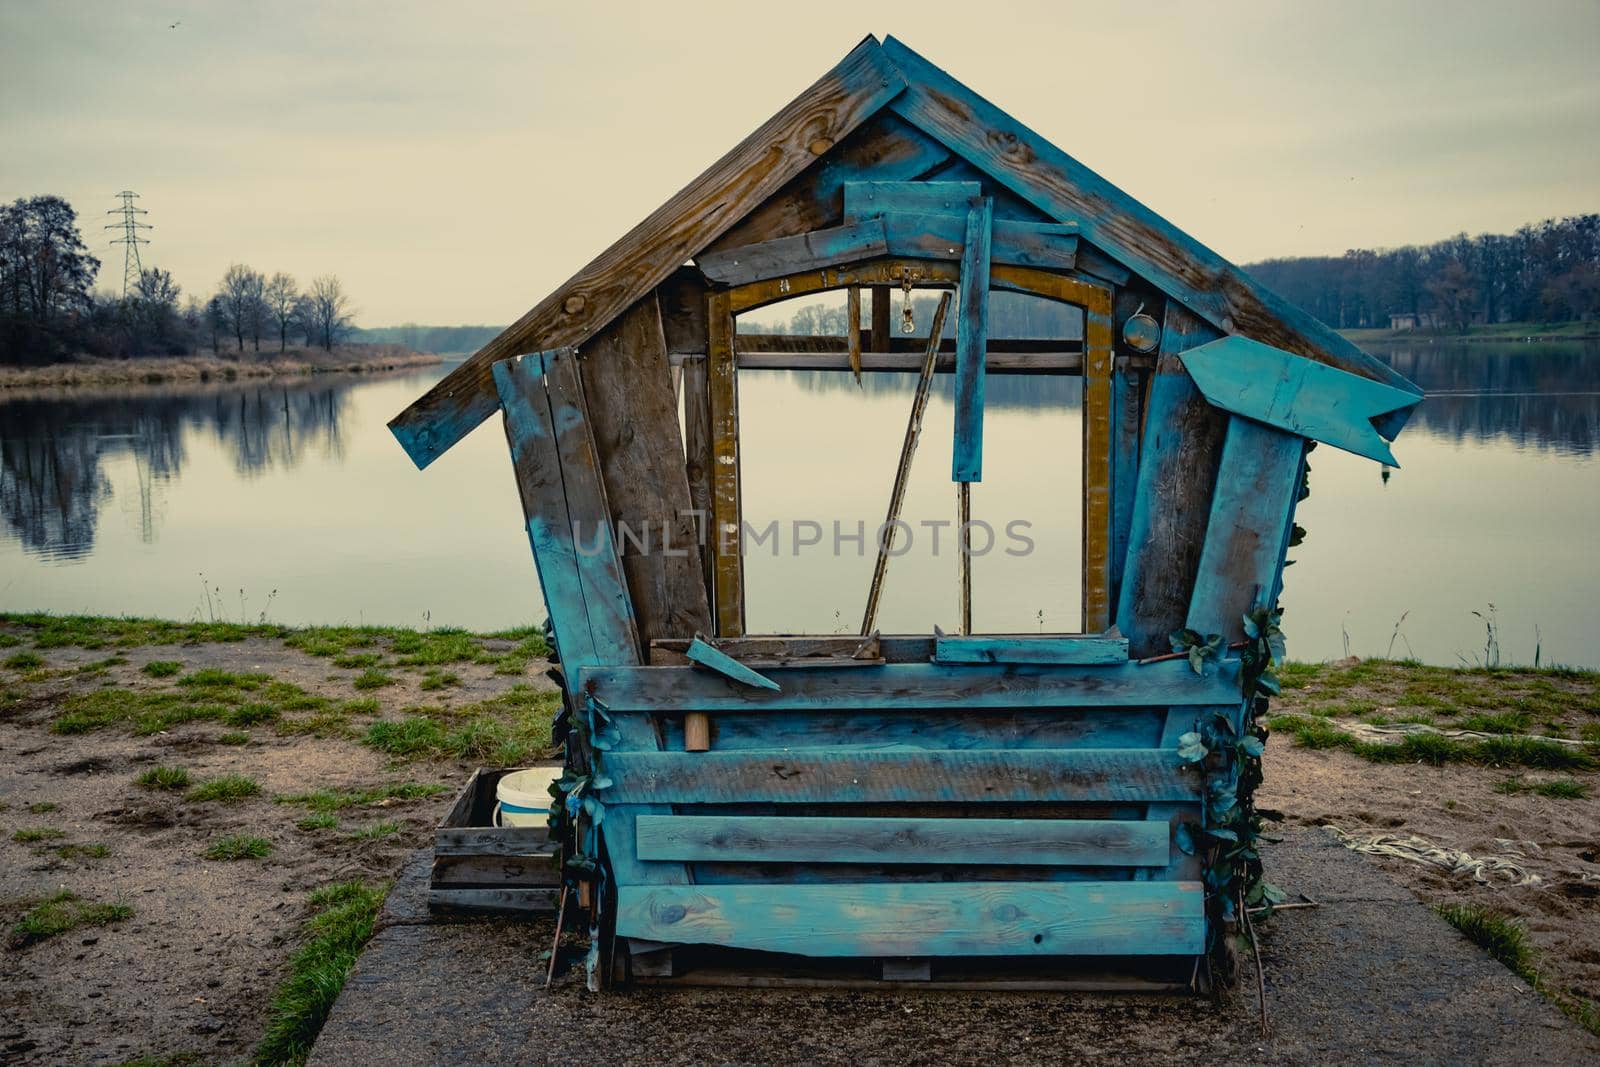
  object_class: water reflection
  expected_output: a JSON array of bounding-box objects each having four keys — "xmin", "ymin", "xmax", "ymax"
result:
[
  {"xmin": 0, "ymin": 343, "xmax": 1595, "ymax": 666},
  {"xmin": 0, "ymin": 380, "xmax": 352, "ymax": 560},
  {"xmin": 1372, "ymin": 341, "xmax": 1600, "ymax": 455}
]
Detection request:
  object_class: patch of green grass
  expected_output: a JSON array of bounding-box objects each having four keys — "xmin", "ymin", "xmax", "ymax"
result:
[
  {"xmin": 178, "ymin": 668, "xmax": 269, "ymax": 692},
  {"xmin": 363, "ymin": 686, "xmax": 558, "ymax": 763},
  {"xmin": 218, "ymin": 731, "xmax": 251, "ymax": 745},
  {"xmin": 76, "ymin": 655, "xmax": 129, "ymax": 675},
  {"xmin": 222, "ymin": 702, "xmax": 279, "ymax": 727},
  {"xmin": 1495, "ymin": 776, "xmax": 1591, "ymax": 799},
  {"xmin": 273, "ymin": 708, "xmax": 354, "ymax": 739},
  {"xmin": 187, "ymin": 774, "xmax": 261, "ymax": 803},
  {"xmin": 351, "ymin": 820, "xmax": 401, "ymax": 839},
  {"xmin": 27, "ymin": 801, "xmax": 58, "ymax": 814},
  {"xmin": 7, "ymin": 889, "xmax": 132, "ymax": 948},
  {"xmin": 1274, "ymin": 660, "xmax": 1322, "ymax": 689},
  {"xmin": 56, "ymin": 842, "xmax": 112, "ymax": 860},
  {"xmin": 364, "ymin": 715, "xmax": 447, "ymax": 756},
  {"xmin": 1580, "ymin": 722, "xmax": 1600, "ymax": 745},
  {"xmin": 283, "ymin": 626, "xmax": 383, "ymax": 658},
  {"xmin": 12, "ymin": 827, "xmax": 65, "ymax": 843},
  {"xmin": 1435, "ymin": 904, "xmax": 1535, "ymax": 981},
  {"xmin": 296, "ymin": 812, "xmax": 338, "ymax": 832},
  {"xmin": 204, "ymin": 833, "xmax": 273, "ymax": 860},
  {"xmin": 418, "ymin": 669, "xmax": 460, "ymax": 691},
  {"xmin": 0, "ymin": 612, "xmax": 284, "ymax": 649},
  {"xmin": 331, "ymin": 651, "xmax": 385, "ymax": 669},
  {"xmin": 135, "ymin": 765, "xmax": 191, "ymax": 791},
  {"xmin": 141, "ymin": 660, "xmax": 183, "ymax": 678},
  {"xmin": 276, "ymin": 781, "xmax": 447, "ymax": 814},
  {"xmin": 51, "ymin": 675, "xmax": 328, "ymax": 737},
  {"xmin": 254, "ymin": 880, "xmax": 386, "ymax": 1066},
  {"xmin": 0, "ymin": 632, "xmax": 20, "ymax": 648},
  {"xmin": 4, "ymin": 650, "xmax": 44, "ymax": 670},
  {"xmin": 351, "ymin": 668, "xmax": 396, "ymax": 690},
  {"xmin": 1457, "ymin": 710, "xmax": 1532, "ymax": 735},
  {"xmin": 389, "ymin": 628, "xmax": 479, "ymax": 666}
]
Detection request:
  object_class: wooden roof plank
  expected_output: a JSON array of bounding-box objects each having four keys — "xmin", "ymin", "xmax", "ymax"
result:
[
  {"xmin": 879, "ymin": 36, "xmax": 1422, "ymax": 426},
  {"xmin": 388, "ymin": 36, "xmax": 909, "ymax": 469}
]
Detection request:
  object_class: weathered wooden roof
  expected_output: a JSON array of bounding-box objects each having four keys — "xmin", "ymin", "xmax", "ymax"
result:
[{"xmin": 391, "ymin": 35, "xmax": 1421, "ymax": 470}]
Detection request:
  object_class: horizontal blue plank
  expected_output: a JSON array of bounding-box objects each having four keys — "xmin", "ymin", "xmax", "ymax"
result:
[
  {"xmin": 934, "ymin": 634, "xmax": 1129, "ymax": 666},
  {"xmin": 597, "ymin": 748, "xmax": 1201, "ymax": 804},
  {"xmin": 843, "ymin": 180, "xmax": 982, "ymax": 219},
  {"xmin": 616, "ymin": 880, "xmax": 1205, "ymax": 957},
  {"xmin": 880, "ymin": 212, "xmax": 1078, "ymax": 271},
  {"xmin": 576, "ymin": 658, "xmax": 1241, "ymax": 711},
  {"xmin": 695, "ymin": 218, "xmax": 889, "ymax": 286},
  {"xmin": 652, "ymin": 707, "xmax": 1165, "ymax": 752},
  {"xmin": 1180, "ymin": 335, "xmax": 1420, "ymax": 465},
  {"xmin": 634, "ymin": 814, "xmax": 1169, "ymax": 866}
]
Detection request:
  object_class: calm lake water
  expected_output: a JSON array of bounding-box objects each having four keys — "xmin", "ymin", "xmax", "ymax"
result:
[{"xmin": 2, "ymin": 340, "xmax": 1597, "ymax": 667}]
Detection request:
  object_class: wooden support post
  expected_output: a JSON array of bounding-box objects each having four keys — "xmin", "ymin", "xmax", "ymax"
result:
[
  {"xmin": 579, "ymin": 294, "xmax": 713, "ymax": 645},
  {"xmin": 847, "ymin": 285, "xmax": 862, "ymax": 383},
  {"xmin": 1113, "ymin": 304, "xmax": 1226, "ymax": 656},
  {"xmin": 1184, "ymin": 419, "xmax": 1306, "ymax": 641},
  {"xmin": 958, "ymin": 480, "xmax": 973, "ymax": 634},
  {"xmin": 870, "ymin": 284, "xmax": 892, "ymax": 348},
  {"xmin": 493, "ymin": 350, "xmax": 641, "ymax": 670},
  {"xmin": 705, "ymin": 291, "xmax": 745, "ymax": 636},
  {"xmin": 680, "ymin": 354, "xmax": 713, "ymax": 608},
  {"xmin": 1081, "ymin": 300, "xmax": 1116, "ymax": 632},
  {"xmin": 861, "ymin": 293, "xmax": 953, "ymax": 635},
  {"xmin": 951, "ymin": 197, "xmax": 994, "ymax": 482}
]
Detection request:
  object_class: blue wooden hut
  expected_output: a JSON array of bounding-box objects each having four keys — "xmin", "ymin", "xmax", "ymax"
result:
[{"xmin": 391, "ymin": 36, "xmax": 1422, "ymax": 989}]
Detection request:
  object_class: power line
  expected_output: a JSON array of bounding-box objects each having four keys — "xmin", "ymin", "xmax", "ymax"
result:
[{"xmin": 105, "ymin": 190, "xmax": 151, "ymax": 298}]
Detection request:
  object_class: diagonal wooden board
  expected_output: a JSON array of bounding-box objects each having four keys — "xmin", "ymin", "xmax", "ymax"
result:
[
  {"xmin": 877, "ymin": 35, "xmax": 1422, "ymax": 430},
  {"xmin": 388, "ymin": 37, "xmax": 908, "ymax": 469}
]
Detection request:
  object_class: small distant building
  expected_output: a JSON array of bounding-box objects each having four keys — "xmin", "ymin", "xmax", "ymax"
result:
[{"xmin": 1389, "ymin": 311, "xmax": 1440, "ymax": 331}]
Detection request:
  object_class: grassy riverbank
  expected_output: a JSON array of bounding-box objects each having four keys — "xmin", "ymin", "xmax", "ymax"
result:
[
  {"xmin": 1, "ymin": 613, "xmax": 1597, "ymax": 1059},
  {"xmin": 1340, "ymin": 321, "xmax": 1600, "ymax": 344},
  {"xmin": 0, "ymin": 344, "xmax": 440, "ymax": 390}
]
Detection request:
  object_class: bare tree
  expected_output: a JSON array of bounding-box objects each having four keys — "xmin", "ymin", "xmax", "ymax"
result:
[
  {"xmin": 217, "ymin": 264, "xmax": 266, "ymax": 353},
  {"xmin": 307, "ymin": 274, "xmax": 352, "ymax": 351},
  {"xmin": 263, "ymin": 272, "xmax": 299, "ymax": 352}
]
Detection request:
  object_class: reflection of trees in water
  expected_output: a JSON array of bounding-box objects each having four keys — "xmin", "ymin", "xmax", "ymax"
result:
[
  {"xmin": 1372, "ymin": 343, "xmax": 1600, "ymax": 454},
  {"xmin": 0, "ymin": 380, "xmax": 352, "ymax": 558},
  {"xmin": 772, "ymin": 368, "xmax": 1084, "ymax": 411},
  {"xmin": 778, "ymin": 344, "xmax": 1600, "ymax": 450}
]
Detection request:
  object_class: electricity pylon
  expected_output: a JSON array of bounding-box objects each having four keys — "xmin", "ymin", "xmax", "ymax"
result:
[{"xmin": 106, "ymin": 190, "xmax": 150, "ymax": 298}]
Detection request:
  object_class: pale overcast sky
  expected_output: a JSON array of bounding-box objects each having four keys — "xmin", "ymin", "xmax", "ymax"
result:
[{"xmin": 3, "ymin": 1, "xmax": 1597, "ymax": 326}]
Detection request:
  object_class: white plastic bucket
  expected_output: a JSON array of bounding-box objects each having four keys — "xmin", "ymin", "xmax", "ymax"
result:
[{"xmin": 493, "ymin": 766, "xmax": 560, "ymax": 827}]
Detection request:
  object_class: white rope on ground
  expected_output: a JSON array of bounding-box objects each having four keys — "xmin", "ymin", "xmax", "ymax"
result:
[
  {"xmin": 1330, "ymin": 827, "xmax": 1544, "ymax": 887},
  {"xmin": 1337, "ymin": 721, "xmax": 1590, "ymax": 748}
]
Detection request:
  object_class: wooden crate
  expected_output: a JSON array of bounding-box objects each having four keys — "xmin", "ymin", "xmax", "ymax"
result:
[{"xmin": 430, "ymin": 765, "xmax": 562, "ymax": 916}]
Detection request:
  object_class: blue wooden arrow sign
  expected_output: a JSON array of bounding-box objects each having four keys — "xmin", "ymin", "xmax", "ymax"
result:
[{"xmin": 1180, "ymin": 335, "xmax": 1422, "ymax": 465}]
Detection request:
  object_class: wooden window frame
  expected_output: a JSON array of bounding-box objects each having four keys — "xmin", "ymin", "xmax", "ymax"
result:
[{"xmin": 705, "ymin": 257, "xmax": 1116, "ymax": 639}]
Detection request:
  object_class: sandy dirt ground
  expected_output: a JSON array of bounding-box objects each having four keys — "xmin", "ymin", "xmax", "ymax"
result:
[{"xmin": 0, "ymin": 623, "xmax": 1595, "ymax": 1064}]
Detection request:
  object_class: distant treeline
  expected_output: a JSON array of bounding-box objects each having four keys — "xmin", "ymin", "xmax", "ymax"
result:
[
  {"xmin": 352, "ymin": 324, "xmax": 502, "ymax": 354},
  {"xmin": 741, "ymin": 290, "xmax": 1083, "ymax": 339},
  {"xmin": 1245, "ymin": 214, "xmax": 1600, "ymax": 332},
  {"xmin": 1, "ymin": 195, "xmax": 356, "ymax": 365}
]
